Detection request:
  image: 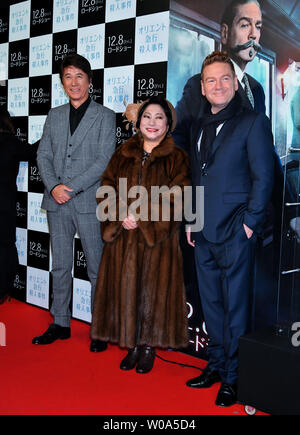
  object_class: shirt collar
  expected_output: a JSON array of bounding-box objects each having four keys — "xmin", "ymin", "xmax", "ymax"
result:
[
  {"xmin": 70, "ymin": 97, "xmax": 91, "ymax": 113},
  {"xmin": 230, "ymin": 59, "xmax": 245, "ymax": 85}
]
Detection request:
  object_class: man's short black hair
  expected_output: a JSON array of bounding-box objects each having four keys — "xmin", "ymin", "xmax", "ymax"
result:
[
  {"xmin": 221, "ymin": 0, "xmax": 261, "ymax": 28},
  {"xmin": 60, "ymin": 53, "xmax": 93, "ymax": 83}
]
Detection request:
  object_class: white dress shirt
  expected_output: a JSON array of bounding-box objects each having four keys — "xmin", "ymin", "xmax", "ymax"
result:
[{"xmin": 231, "ymin": 59, "xmax": 245, "ymax": 89}]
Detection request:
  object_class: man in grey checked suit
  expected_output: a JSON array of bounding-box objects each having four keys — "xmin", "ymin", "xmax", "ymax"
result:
[{"xmin": 33, "ymin": 54, "xmax": 116, "ymax": 352}]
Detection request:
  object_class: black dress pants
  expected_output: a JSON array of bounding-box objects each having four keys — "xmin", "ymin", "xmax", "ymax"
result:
[{"xmin": 194, "ymin": 226, "xmax": 256, "ymax": 384}]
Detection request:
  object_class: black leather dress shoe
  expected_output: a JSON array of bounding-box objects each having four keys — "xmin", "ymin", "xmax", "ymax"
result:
[
  {"xmin": 215, "ymin": 383, "xmax": 237, "ymax": 407},
  {"xmin": 186, "ymin": 368, "xmax": 221, "ymax": 388},
  {"xmin": 90, "ymin": 339, "xmax": 107, "ymax": 352},
  {"xmin": 32, "ymin": 324, "xmax": 71, "ymax": 345},
  {"xmin": 120, "ymin": 346, "xmax": 140, "ymax": 370},
  {"xmin": 136, "ymin": 346, "xmax": 155, "ymax": 374}
]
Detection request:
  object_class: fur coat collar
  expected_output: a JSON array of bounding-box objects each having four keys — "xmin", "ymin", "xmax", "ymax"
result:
[{"xmin": 120, "ymin": 133, "xmax": 175, "ymax": 162}]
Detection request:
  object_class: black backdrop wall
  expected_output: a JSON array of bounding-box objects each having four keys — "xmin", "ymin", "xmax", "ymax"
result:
[{"xmin": 0, "ymin": 0, "xmax": 175, "ymax": 341}]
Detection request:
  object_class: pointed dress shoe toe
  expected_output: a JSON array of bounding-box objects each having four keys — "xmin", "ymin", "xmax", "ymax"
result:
[
  {"xmin": 120, "ymin": 346, "xmax": 140, "ymax": 370},
  {"xmin": 215, "ymin": 383, "xmax": 237, "ymax": 407},
  {"xmin": 136, "ymin": 346, "xmax": 156, "ymax": 374},
  {"xmin": 186, "ymin": 368, "xmax": 221, "ymax": 388},
  {"xmin": 90, "ymin": 339, "xmax": 107, "ymax": 352},
  {"xmin": 32, "ymin": 324, "xmax": 71, "ymax": 345}
]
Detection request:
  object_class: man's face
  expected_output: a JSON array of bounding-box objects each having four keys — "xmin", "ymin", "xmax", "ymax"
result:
[
  {"xmin": 62, "ymin": 65, "xmax": 90, "ymax": 108},
  {"xmin": 221, "ymin": 2, "xmax": 262, "ymax": 65},
  {"xmin": 201, "ymin": 62, "xmax": 238, "ymax": 114}
]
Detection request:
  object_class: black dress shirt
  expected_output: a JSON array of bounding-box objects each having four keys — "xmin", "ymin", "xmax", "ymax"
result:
[
  {"xmin": 69, "ymin": 97, "xmax": 91, "ymax": 136},
  {"xmin": 51, "ymin": 98, "xmax": 91, "ymax": 194}
]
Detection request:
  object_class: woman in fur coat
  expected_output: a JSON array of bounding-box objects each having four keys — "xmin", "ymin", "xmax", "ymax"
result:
[{"xmin": 91, "ymin": 96, "xmax": 190, "ymax": 374}]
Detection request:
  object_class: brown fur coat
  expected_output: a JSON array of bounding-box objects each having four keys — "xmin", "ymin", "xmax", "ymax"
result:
[{"xmin": 91, "ymin": 133, "xmax": 190, "ymax": 349}]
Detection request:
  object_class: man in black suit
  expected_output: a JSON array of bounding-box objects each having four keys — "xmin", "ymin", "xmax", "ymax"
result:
[
  {"xmin": 185, "ymin": 51, "xmax": 274, "ymax": 407},
  {"xmin": 175, "ymin": 0, "xmax": 283, "ymax": 333},
  {"xmin": 173, "ymin": 0, "xmax": 265, "ymax": 151}
]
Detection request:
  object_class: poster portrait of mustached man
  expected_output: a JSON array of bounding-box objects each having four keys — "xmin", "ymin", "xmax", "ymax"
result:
[{"xmin": 172, "ymin": 0, "xmax": 266, "ymax": 153}]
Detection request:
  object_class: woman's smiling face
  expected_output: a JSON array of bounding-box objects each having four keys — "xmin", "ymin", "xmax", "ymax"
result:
[{"xmin": 139, "ymin": 104, "xmax": 169, "ymax": 144}]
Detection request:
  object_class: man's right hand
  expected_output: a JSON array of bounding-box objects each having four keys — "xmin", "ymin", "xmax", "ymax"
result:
[
  {"xmin": 186, "ymin": 226, "xmax": 195, "ymax": 247},
  {"xmin": 51, "ymin": 184, "xmax": 73, "ymax": 204}
]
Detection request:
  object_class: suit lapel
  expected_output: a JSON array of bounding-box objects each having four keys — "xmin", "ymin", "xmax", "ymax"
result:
[
  {"xmin": 59, "ymin": 104, "xmax": 70, "ymax": 151},
  {"xmin": 238, "ymin": 81, "xmax": 252, "ymax": 110},
  {"xmin": 246, "ymin": 73, "xmax": 265, "ymax": 113},
  {"xmin": 192, "ymin": 116, "xmax": 238, "ymax": 166},
  {"xmin": 237, "ymin": 75, "xmax": 265, "ymax": 113},
  {"xmin": 71, "ymin": 100, "xmax": 101, "ymax": 149},
  {"xmin": 190, "ymin": 120, "xmax": 201, "ymax": 163},
  {"xmin": 208, "ymin": 116, "xmax": 239, "ymax": 164}
]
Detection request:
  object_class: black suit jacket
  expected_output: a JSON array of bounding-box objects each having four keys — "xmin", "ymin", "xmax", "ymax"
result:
[{"xmin": 189, "ymin": 106, "xmax": 275, "ymax": 244}]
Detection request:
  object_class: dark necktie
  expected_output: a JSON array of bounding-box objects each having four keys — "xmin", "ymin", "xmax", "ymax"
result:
[{"xmin": 242, "ymin": 74, "xmax": 255, "ymax": 108}]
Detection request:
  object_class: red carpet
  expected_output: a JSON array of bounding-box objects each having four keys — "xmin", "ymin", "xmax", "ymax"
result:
[{"xmin": 0, "ymin": 299, "xmax": 264, "ymax": 415}]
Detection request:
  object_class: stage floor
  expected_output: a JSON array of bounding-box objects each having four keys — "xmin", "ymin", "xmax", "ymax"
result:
[{"xmin": 0, "ymin": 298, "xmax": 266, "ymax": 416}]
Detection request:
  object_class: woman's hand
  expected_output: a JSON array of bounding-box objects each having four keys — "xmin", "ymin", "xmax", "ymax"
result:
[
  {"xmin": 186, "ymin": 226, "xmax": 195, "ymax": 247},
  {"xmin": 122, "ymin": 214, "xmax": 138, "ymax": 230}
]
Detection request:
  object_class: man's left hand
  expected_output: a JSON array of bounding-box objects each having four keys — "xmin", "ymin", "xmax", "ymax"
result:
[{"xmin": 243, "ymin": 223, "xmax": 253, "ymax": 239}]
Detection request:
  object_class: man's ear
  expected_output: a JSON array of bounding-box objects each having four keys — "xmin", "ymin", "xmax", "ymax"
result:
[
  {"xmin": 221, "ymin": 23, "xmax": 229, "ymax": 46},
  {"xmin": 201, "ymin": 80, "xmax": 205, "ymax": 97},
  {"xmin": 234, "ymin": 75, "xmax": 238, "ymax": 92}
]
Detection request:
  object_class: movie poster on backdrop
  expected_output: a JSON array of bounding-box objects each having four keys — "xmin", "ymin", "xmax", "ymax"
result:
[{"xmin": 167, "ymin": 0, "xmax": 300, "ymax": 354}]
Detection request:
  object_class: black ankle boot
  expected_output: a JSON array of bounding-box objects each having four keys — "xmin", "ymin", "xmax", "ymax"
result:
[
  {"xmin": 120, "ymin": 346, "xmax": 140, "ymax": 370},
  {"xmin": 136, "ymin": 346, "xmax": 155, "ymax": 374}
]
